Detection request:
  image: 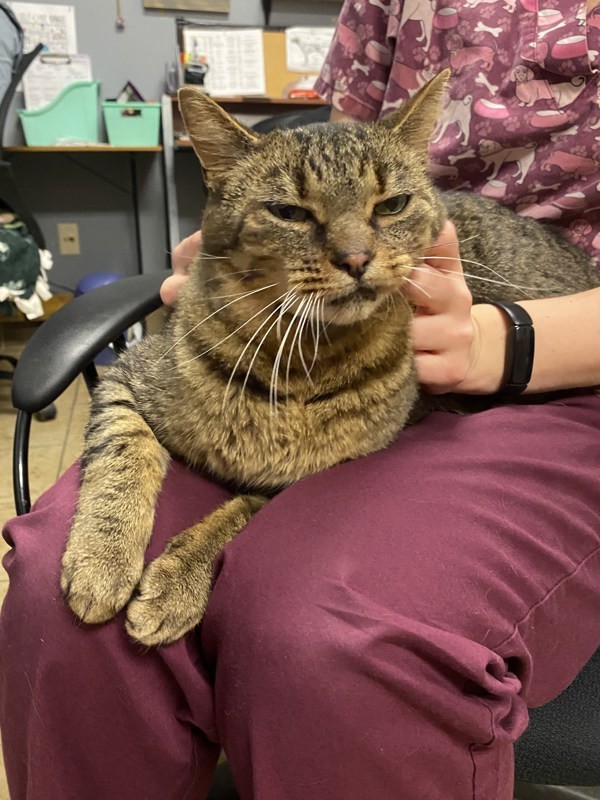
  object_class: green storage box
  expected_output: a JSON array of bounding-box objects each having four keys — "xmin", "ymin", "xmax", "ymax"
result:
[
  {"xmin": 18, "ymin": 81, "xmax": 100, "ymax": 146},
  {"xmin": 102, "ymin": 101, "xmax": 161, "ymax": 146}
]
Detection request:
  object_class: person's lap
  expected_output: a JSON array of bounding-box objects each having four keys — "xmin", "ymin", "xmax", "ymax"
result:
[{"xmin": 2, "ymin": 393, "xmax": 600, "ymax": 799}]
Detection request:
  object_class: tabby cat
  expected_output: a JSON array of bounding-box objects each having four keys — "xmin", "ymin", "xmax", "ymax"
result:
[{"xmin": 61, "ymin": 71, "xmax": 599, "ymax": 646}]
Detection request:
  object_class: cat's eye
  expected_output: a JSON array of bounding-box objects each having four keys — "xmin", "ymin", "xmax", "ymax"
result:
[
  {"xmin": 373, "ymin": 194, "xmax": 410, "ymax": 216},
  {"xmin": 267, "ymin": 203, "xmax": 312, "ymax": 222}
]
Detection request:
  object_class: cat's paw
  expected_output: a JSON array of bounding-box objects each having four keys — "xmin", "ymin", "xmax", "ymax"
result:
[
  {"xmin": 125, "ymin": 551, "xmax": 213, "ymax": 646},
  {"xmin": 61, "ymin": 544, "xmax": 144, "ymax": 625}
]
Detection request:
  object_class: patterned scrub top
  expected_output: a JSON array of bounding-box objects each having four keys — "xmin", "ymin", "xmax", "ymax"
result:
[{"xmin": 314, "ymin": 0, "xmax": 600, "ymax": 265}]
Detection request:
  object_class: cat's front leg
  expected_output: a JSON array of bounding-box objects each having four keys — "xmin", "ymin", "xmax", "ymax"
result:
[
  {"xmin": 126, "ymin": 493, "xmax": 268, "ymax": 646},
  {"xmin": 61, "ymin": 387, "xmax": 170, "ymax": 624}
]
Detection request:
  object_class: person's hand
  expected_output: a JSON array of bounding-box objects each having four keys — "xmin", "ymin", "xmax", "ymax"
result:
[
  {"xmin": 405, "ymin": 221, "xmax": 475, "ymax": 394},
  {"xmin": 405, "ymin": 221, "xmax": 508, "ymax": 395},
  {"xmin": 160, "ymin": 230, "xmax": 201, "ymax": 305}
]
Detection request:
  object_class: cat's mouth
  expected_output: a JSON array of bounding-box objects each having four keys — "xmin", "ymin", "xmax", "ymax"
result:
[{"xmin": 328, "ymin": 285, "xmax": 379, "ymax": 306}]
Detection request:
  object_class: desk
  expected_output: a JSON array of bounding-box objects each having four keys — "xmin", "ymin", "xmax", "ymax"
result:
[{"xmin": 4, "ymin": 145, "xmax": 165, "ymax": 275}]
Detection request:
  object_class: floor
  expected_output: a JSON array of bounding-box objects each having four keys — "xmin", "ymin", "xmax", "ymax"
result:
[{"xmin": 1, "ymin": 322, "xmax": 599, "ymax": 800}]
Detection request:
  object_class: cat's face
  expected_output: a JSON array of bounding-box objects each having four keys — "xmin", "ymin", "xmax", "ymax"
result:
[{"xmin": 179, "ymin": 72, "xmax": 448, "ymax": 327}]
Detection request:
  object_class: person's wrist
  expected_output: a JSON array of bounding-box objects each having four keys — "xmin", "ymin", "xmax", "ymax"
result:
[{"xmin": 455, "ymin": 304, "xmax": 510, "ymax": 394}]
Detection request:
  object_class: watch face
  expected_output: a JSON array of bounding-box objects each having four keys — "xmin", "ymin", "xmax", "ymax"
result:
[
  {"xmin": 488, "ymin": 302, "xmax": 534, "ymax": 395},
  {"xmin": 512, "ymin": 325, "xmax": 535, "ymax": 387}
]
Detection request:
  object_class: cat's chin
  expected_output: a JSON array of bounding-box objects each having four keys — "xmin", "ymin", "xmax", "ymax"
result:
[{"xmin": 322, "ymin": 286, "xmax": 387, "ymax": 326}]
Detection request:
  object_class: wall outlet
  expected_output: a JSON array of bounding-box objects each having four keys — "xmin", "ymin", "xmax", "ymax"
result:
[{"xmin": 57, "ymin": 223, "xmax": 80, "ymax": 256}]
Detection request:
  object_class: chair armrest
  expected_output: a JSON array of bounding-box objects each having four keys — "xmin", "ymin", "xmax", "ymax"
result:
[{"xmin": 12, "ymin": 273, "xmax": 165, "ymax": 413}]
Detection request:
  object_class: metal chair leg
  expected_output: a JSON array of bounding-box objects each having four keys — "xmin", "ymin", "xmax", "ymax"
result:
[{"xmin": 13, "ymin": 408, "xmax": 31, "ymax": 515}]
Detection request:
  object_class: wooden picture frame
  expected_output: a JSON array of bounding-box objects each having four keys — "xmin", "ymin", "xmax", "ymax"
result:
[{"xmin": 143, "ymin": 0, "xmax": 230, "ymax": 13}]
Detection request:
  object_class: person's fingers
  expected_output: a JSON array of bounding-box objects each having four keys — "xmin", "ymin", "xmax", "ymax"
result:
[
  {"xmin": 171, "ymin": 230, "xmax": 202, "ymax": 276},
  {"xmin": 411, "ymin": 312, "xmax": 472, "ymax": 354},
  {"xmin": 160, "ymin": 273, "xmax": 189, "ymax": 306},
  {"xmin": 423, "ymin": 219, "xmax": 463, "ymax": 275},
  {"xmin": 413, "ymin": 352, "xmax": 470, "ymax": 394},
  {"xmin": 404, "ymin": 221, "xmax": 468, "ymax": 315}
]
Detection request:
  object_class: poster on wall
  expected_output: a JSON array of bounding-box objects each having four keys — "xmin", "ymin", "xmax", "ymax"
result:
[
  {"xmin": 143, "ymin": 0, "xmax": 230, "ymax": 12},
  {"xmin": 182, "ymin": 27, "xmax": 264, "ymax": 96},
  {"xmin": 8, "ymin": 2, "xmax": 77, "ymax": 53}
]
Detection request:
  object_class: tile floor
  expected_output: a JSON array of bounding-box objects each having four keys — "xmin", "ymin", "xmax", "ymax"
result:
[{"xmin": 1, "ymin": 323, "xmax": 599, "ymax": 800}]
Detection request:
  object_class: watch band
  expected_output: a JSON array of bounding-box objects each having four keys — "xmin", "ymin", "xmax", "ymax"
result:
[{"xmin": 488, "ymin": 301, "xmax": 535, "ymax": 397}]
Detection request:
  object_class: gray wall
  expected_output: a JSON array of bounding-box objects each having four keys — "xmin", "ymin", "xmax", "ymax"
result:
[{"xmin": 6, "ymin": 0, "xmax": 340, "ymax": 290}]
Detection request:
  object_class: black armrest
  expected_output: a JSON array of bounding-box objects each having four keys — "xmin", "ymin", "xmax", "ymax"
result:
[{"xmin": 12, "ymin": 273, "xmax": 165, "ymax": 413}]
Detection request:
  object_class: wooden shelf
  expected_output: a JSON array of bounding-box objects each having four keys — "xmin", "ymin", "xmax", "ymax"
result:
[{"xmin": 5, "ymin": 145, "xmax": 163, "ymax": 152}]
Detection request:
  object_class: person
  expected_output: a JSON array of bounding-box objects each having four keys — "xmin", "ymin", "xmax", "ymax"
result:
[{"xmin": 1, "ymin": 2, "xmax": 599, "ymax": 799}]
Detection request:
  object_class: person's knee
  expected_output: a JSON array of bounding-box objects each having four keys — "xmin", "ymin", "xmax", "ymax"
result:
[{"xmin": 207, "ymin": 551, "xmax": 528, "ymax": 758}]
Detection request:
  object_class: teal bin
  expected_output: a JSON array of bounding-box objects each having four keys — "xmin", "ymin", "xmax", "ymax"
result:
[
  {"xmin": 102, "ymin": 101, "xmax": 161, "ymax": 146},
  {"xmin": 18, "ymin": 81, "xmax": 100, "ymax": 146}
]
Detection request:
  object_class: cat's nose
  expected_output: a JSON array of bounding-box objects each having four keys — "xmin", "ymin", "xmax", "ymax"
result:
[{"xmin": 331, "ymin": 250, "xmax": 372, "ymax": 281}]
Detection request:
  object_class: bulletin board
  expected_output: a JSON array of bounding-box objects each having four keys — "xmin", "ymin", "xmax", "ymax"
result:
[
  {"xmin": 143, "ymin": 0, "xmax": 229, "ymax": 12},
  {"xmin": 263, "ymin": 30, "xmax": 312, "ymax": 98}
]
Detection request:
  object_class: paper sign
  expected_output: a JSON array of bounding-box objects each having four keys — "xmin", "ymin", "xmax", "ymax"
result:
[
  {"xmin": 182, "ymin": 28, "xmax": 266, "ymax": 97},
  {"xmin": 285, "ymin": 27, "xmax": 335, "ymax": 73},
  {"xmin": 22, "ymin": 53, "xmax": 93, "ymax": 110},
  {"xmin": 9, "ymin": 2, "xmax": 77, "ymax": 53}
]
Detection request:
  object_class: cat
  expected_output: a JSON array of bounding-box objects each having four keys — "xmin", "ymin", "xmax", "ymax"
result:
[{"xmin": 61, "ymin": 70, "xmax": 599, "ymax": 646}]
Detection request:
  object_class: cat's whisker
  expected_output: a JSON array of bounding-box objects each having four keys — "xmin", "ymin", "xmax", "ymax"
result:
[
  {"xmin": 199, "ymin": 250, "xmax": 231, "ymax": 260},
  {"xmin": 202, "ymin": 268, "xmax": 264, "ymax": 285},
  {"xmin": 384, "ymin": 293, "xmax": 398, "ymax": 322},
  {"xmin": 239, "ymin": 292, "xmax": 298, "ymax": 412},
  {"xmin": 157, "ymin": 282, "xmax": 278, "ymax": 362},
  {"xmin": 318, "ymin": 297, "xmax": 333, "ymax": 345},
  {"xmin": 285, "ymin": 300, "xmax": 306, "ymax": 396},
  {"xmin": 308, "ymin": 292, "xmax": 323, "ymax": 374},
  {"xmin": 417, "ymin": 253, "xmax": 521, "ymax": 291},
  {"xmin": 403, "ymin": 234, "xmax": 479, "ymax": 259},
  {"xmin": 241, "ymin": 293, "xmax": 298, "ymax": 409},
  {"xmin": 396, "ymin": 290, "xmax": 413, "ymax": 316},
  {"xmin": 272, "ymin": 297, "xmax": 307, "ymax": 411},
  {"xmin": 412, "ymin": 262, "xmax": 539, "ymax": 296},
  {"xmin": 275, "ymin": 290, "xmax": 292, "ymax": 342},
  {"xmin": 452, "ymin": 234, "xmax": 480, "ymax": 249},
  {"xmin": 165, "ymin": 250, "xmax": 231, "ymax": 262},
  {"xmin": 177, "ymin": 290, "xmax": 291, "ymax": 369},
  {"xmin": 208, "ymin": 288, "xmax": 274, "ymax": 300},
  {"xmin": 288, "ymin": 296, "xmax": 316, "ymax": 391},
  {"xmin": 224, "ymin": 290, "xmax": 297, "ymax": 411},
  {"xmin": 402, "ymin": 276, "xmax": 432, "ymax": 299}
]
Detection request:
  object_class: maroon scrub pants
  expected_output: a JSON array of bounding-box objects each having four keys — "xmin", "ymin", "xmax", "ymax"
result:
[{"xmin": 2, "ymin": 394, "xmax": 600, "ymax": 800}]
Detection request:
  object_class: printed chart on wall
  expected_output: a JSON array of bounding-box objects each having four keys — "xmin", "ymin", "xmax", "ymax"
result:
[
  {"xmin": 8, "ymin": 3, "xmax": 92, "ymax": 110},
  {"xmin": 182, "ymin": 28, "xmax": 265, "ymax": 96},
  {"xmin": 9, "ymin": 2, "xmax": 76, "ymax": 53}
]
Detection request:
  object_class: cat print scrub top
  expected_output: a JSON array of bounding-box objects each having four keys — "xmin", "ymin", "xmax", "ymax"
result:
[{"xmin": 315, "ymin": 0, "xmax": 600, "ymax": 264}]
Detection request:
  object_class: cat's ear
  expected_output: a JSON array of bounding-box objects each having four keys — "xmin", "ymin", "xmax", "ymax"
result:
[
  {"xmin": 380, "ymin": 69, "xmax": 450, "ymax": 155},
  {"xmin": 178, "ymin": 86, "xmax": 259, "ymax": 186}
]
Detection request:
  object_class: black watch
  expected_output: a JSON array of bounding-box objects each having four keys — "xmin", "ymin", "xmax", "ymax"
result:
[{"xmin": 488, "ymin": 301, "xmax": 535, "ymax": 397}]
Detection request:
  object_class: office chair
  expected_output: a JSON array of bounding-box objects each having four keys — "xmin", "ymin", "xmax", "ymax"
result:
[{"xmin": 9, "ymin": 272, "xmax": 600, "ymax": 797}]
